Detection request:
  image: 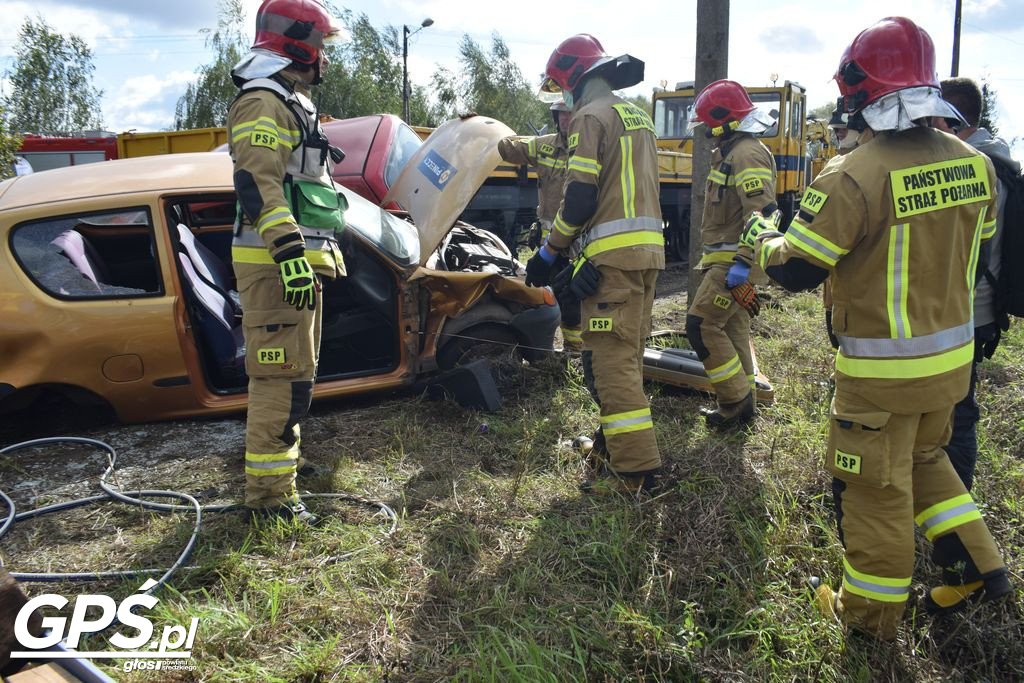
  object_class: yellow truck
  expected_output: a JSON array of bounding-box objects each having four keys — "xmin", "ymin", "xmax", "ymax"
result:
[
  {"xmin": 411, "ymin": 125, "xmax": 694, "ymax": 258},
  {"xmin": 117, "ymin": 127, "xmax": 228, "ymax": 158},
  {"xmin": 652, "ymin": 80, "xmax": 810, "ymax": 228}
]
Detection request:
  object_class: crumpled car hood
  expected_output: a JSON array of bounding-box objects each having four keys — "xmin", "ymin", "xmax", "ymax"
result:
[{"xmin": 383, "ymin": 115, "xmax": 514, "ymax": 266}]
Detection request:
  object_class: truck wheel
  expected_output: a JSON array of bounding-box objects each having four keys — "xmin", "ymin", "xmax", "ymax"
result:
[{"xmin": 663, "ymin": 211, "xmax": 690, "ymax": 262}]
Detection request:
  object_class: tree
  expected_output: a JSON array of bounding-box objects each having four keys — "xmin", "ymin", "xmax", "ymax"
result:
[
  {"xmin": 0, "ymin": 102, "xmax": 22, "ymax": 179},
  {"xmin": 808, "ymin": 101, "xmax": 835, "ymax": 121},
  {"xmin": 979, "ymin": 80, "xmax": 999, "ymax": 136},
  {"xmin": 3, "ymin": 17, "xmax": 103, "ymax": 135},
  {"xmin": 317, "ymin": 11, "xmax": 434, "ymax": 125},
  {"xmin": 175, "ymin": 0, "xmax": 248, "ymax": 129},
  {"xmin": 431, "ymin": 34, "xmax": 547, "ymax": 134}
]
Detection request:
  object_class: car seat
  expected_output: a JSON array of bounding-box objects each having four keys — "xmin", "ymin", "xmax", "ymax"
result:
[
  {"xmin": 51, "ymin": 230, "xmax": 111, "ymax": 291},
  {"xmin": 175, "ymin": 225, "xmax": 245, "ymax": 380}
]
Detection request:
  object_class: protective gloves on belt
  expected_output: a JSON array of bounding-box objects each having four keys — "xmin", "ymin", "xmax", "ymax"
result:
[
  {"xmin": 525, "ymin": 243, "xmax": 558, "ymax": 287},
  {"xmin": 726, "ymin": 260, "xmax": 750, "ymax": 288},
  {"xmin": 278, "ymin": 255, "xmax": 317, "ymax": 311},
  {"xmin": 739, "ymin": 210, "xmax": 783, "ymax": 249},
  {"xmin": 570, "ymin": 258, "xmax": 603, "ymax": 300}
]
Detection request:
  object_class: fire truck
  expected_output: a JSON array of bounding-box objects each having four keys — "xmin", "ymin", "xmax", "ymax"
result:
[{"xmin": 16, "ymin": 128, "xmax": 228, "ymax": 173}]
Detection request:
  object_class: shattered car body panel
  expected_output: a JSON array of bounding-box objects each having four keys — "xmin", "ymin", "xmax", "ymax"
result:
[{"xmin": 0, "ymin": 117, "xmax": 558, "ymax": 423}]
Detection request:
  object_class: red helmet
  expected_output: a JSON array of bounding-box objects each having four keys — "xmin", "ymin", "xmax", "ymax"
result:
[
  {"xmin": 690, "ymin": 80, "xmax": 755, "ymax": 135},
  {"xmin": 835, "ymin": 16, "xmax": 938, "ymax": 114},
  {"xmin": 253, "ymin": 0, "xmax": 343, "ymax": 65},
  {"xmin": 540, "ymin": 34, "xmax": 610, "ymax": 98}
]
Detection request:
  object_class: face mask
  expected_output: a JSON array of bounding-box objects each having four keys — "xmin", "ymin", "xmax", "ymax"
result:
[
  {"xmin": 563, "ymin": 90, "xmax": 574, "ymax": 110},
  {"xmin": 838, "ymin": 128, "xmax": 861, "ymax": 151}
]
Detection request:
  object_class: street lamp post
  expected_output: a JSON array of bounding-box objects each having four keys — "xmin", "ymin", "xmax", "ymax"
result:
[{"xmin": 403, "ymin": 17, "xmax": 434, "ymax": 123}]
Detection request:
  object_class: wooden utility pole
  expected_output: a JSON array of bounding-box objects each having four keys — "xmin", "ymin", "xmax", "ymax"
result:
[
  {"xmin": 688, "ymin": 0, "xmax": 730, "ymax": 302},
  {"xmin": 951, "ymin": 0, "xmax": 962, "ymax": 76}
]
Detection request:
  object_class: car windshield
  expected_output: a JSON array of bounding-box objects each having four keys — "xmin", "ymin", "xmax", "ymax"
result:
[
  {"xmin": 654, "ymin": 92, "xmax": 782, "ymax": 139},
  {"xmin": 340, "ymin": 186, "xmax": 419, "ymax": 266},
  {"xmin": 384, "ymin": 123, "xmax": 424, "ymax": 189}
]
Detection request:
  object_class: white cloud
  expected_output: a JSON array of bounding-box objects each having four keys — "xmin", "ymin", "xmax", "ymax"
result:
[{"xmin": 104, "ymin": 70, "xmax": 196, "ymax": 132}]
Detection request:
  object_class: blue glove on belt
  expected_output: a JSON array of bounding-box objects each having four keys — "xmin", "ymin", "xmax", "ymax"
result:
[{"xmin": 726, "ymin": 261, "xmax": 751, "ymax": 289}]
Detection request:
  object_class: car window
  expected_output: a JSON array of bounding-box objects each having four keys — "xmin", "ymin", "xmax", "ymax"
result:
[
  {"xmin": 10, "ymin": 208, "xmax": 162, "ymax": 299},
  {"xmin": 384, "ymin": 123, "xmax": 424, "ymax": 189}
]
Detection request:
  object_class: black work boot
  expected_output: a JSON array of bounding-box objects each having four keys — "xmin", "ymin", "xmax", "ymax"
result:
[
  {"xmin": 924, "ymin": 573, "xmax": 1012, "ymax": 615},
  {"xmin": 249, "ymin": 499, "xmax": 321, "ymax": 527},
  {"xmin": 701, "ymin": 392, "xmax": 755, "ymax": 430}
]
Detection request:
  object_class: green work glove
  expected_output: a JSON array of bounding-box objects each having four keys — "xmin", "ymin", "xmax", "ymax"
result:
[
  {"xmin": 279, "ymin": 255, "xmax": 316, "ymax": 311},
  {"xmin": 739, "ymin": 210, "xmax": 783, "ymax": 249}
]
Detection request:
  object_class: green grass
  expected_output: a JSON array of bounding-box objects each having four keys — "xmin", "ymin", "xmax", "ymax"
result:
[{"xmin": 3, "ymin": 287, "xmax": 1022, "ymax": 681}]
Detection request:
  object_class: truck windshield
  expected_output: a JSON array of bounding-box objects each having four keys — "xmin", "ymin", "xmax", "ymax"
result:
[
  {"xmin": 384, "ymin": 123, "xmax": 425, "ymax": 190},
  {"xmin": 654, "ymin": 95, "xmax": 694, "ymax": 139},
  {"xmin": 654, "ymin": 92, "xmax": 782, "ymax": 139}
]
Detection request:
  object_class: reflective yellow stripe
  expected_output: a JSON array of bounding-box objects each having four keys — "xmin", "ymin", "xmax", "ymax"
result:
[
  {"xmin": 568, "ymin": 155, "xmax": 601, "ymax": 176},
  {"xmin": 582, "ymin": 230, "xmax": 664, "ymax": 259},
  {"xmin": 747, "ymin": 373, "xmax": 756, "ymax": 388},
  {"xmin": 886, "ymin": 224, "xmax": 911, "ymax": 339},
  {"xmin": 981, "ymin": 217, "xmax": 997, "ymax": 240},
  {"xmin": 842, "ymin": 558, "xmax": 910, "ymax": 603},
  {"xmin": 785, "ymin": 220, "xmax": 848, "ymax": 267},
  {"xmin": 699, "ymin": 251, "xmax": 736, "ymax": 267},
  {"xmin": 735, "ymin": 167, "xmax": 773, "ymax": 182},
  {"xmin": 561, "ymin": 327, "xmax": 583, "ymax": 343},
  {"xmin": 619, "ymin": 136, "xmax": 636, "ymax": 218},
  {"xmin": 245, "ymin": 449, "xmax": 299, "ymax": 477},
  {"xmin": 835, "ymin": 341, "xmax": 972, "ymax": 379},
  {"xmin": 916, "ymin": 493, "xmax": 983, "ymax": 540},
  {"xmin": 527, "ymin": 137, "xmax": 536, "ymax": 158},
  {"xmin": 709, "ymin": 169, "xmax": 728, "ymax": 185},
  {"xmin": 601, "ymin": 407, "xmax": 654, "ymax": 436},
  {"xmin": 231, "ymin": 116, "xmax": 300, "ymax": 143},
  {"xmin": 232, "ymin": 245, "xmax": 332, "ymax": 267},
  {"xmin": 538, "ymin": 157, "xmax": 567, "ymax": 170},
  {"xmin": 256, "ymin": 207, "xmax": 293, "ymax": 235},
  {"xmin": 553, "ymin": 213, "xmax": 579, "ymax": 239},
  {"xmin": 968, "ymin": 209, "xmax": 985, "ymax": 294},
  {"xmin": 707, "ymin": 355, "xmax": 741, "ymax": 383}
]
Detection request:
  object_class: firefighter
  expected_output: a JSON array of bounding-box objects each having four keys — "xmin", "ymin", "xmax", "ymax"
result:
[
  {"xmin": 742, "ymin": 16, "xmax": 1011, "ymax": 639},
  {"xmin": 528, "ymin": 34, "xmax": 664, "ymax": 495},
  {"xmin": 497, "ymin": 100, "xmax": 581, "ymax": 352},
  {"xmin": 933, "ymin": 77, "xmax": 1019, "ymax": 490},
  {"xmin": 685, "ymin": 80, "xmax": 778, "ymax": 430},
  {"xmin": 228, "ymin": 0, "xmax": 347, "ymax": 524}
]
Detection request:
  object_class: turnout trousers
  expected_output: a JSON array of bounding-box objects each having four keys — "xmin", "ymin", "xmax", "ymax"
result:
[
  {"xmin": 238, "ymin": 269, "xmax": 322, "ymax": 508},
  {"xmin": 828, "ymin": 387, "xmax": 1006, "ymax": 639},
  {"xmin": 581, "ymin": 265, "xmax": 661, "ymax": 474},
  {"xmin": 686, "ymin": 264, "xmax": 756, "ymax": 405}
]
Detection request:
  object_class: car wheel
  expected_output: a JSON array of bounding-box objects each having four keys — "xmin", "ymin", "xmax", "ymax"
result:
[{"xmin": 436, "ymin": 323, "xmax": 520, "ymax": 371}]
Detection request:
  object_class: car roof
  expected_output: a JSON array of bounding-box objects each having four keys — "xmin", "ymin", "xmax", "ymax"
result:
[
  {"xmin": 322, "ymin": 114, "xmax": 384, "ymax": 178},
  {"xmin": 0, "ymin": 153, "xmax": 233, "ymax": 212}
]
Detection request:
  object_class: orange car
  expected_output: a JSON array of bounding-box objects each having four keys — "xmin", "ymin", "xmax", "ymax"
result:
[{"xmin": 0, "ymin": 116, "xmax": 559, "ymax": 423}]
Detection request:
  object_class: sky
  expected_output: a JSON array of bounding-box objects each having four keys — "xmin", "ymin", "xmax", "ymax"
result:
[{"xmin": 1, "ymin": 0, "xmax": 1022, "ymax": 155}]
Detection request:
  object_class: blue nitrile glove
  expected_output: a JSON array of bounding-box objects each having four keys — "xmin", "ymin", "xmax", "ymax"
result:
[
  {"xmin": 525, "ymin": 242, "xmax": 558, "ymax": 287},
  {"xmin": 726, "ymin": 260, "xmax": 751, "ymax": 289}
]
